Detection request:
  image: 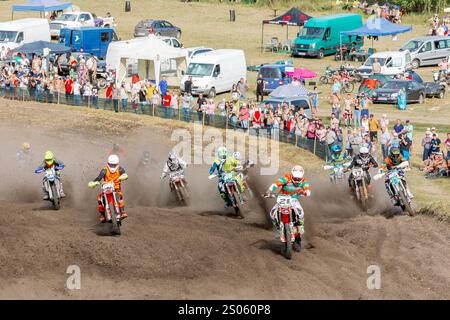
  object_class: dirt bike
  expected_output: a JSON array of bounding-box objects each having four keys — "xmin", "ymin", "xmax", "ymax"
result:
[
  {"xmin": 319, "ymin": 66, "xmax": 336, "ymax": 84},
  {"xmin": 265, "ymin": 194, "xmax": 303, "ymax": 260},
  {"xmin": 349, "ymin": 167, "xmax": 369, "ymax": 211},
  {"xmin": 238, "ymin": 160, "xmax": 255, "ymax": 199},
  {"xmin": 165, "ymin": 171, "xmax": 189, "ymax": 206},
  {"xmin": 374, "ymin": 164, "xmax": 415, "ymax": 216},
  {"xmin": 97, "ymin": 70, "xmax": 115, "ymax": 89},
  {"xmin": 209, "ymin": 171, "xmax": 245, "ymax": 219},
  {"xmin": 323, "ymin": 162, "xmax": 351, "ymax": 183},
  {"xmin": 95, "ymin": 180, "xmax": 123, "ymax": 235},
  {"xmin": 35, "ymin": 165, "xmax": 64, "ymax": 210}
]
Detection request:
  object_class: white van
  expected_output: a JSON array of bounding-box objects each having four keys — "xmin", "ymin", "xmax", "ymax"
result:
[
  {"xmin": 358, "ymin": 50, "xmax": 412, "ymax": 77},
  {"xmin": 180, "ymin": 49, "xmax": 246, "ymax": 98},
  {"xmin": 0, "ymin": 19, "xmax": 50, "ymax": 51},
  {"xmin": 400, "ymin": 36, "xmax": 450, "ymax": 68}
]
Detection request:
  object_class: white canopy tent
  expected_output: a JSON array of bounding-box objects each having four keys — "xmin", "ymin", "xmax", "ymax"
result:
[
  {"xmin": 445, "ymin": 8, "xmax": 450, "ymax": 13},
  {"xmin": 105, "ymin": 35, "xmax": 187, "ymax": 86}
]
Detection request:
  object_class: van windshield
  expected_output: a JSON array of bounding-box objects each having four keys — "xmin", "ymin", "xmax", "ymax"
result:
[
  {"xmin": 299, "ymin": 27, "xmax": 324, "ymax": 39},
  {"xmin": 364, "ymin": 57, "xmax": 387, "ymax": 67},
  {"xmin": 258, "ymin": 67, "xmax": 281, "ymax": 79},
  {"xmin": 56, "ymin": 14, "xmax": 78, "ymax": 22},
  {"xmin": 400, "ymin": 40, "xmax": 423, "ymax": 52},
  {"xmin": 0, "ymin": 30, "xmax": 18, "ymax": 43},
  {"xmin": 186, "ymin": 63, "xmax": 214, "ymax": 76}
]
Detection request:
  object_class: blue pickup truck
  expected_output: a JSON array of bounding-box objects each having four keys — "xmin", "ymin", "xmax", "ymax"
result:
[{"xmin": 59, "ymin": 27, "xmax": 118, "ymax": 59}]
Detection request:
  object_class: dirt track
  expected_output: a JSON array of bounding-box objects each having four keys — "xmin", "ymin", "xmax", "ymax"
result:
[{"xmin": 0, "ymin": 100, "xmax": 449, "ymax": 299}]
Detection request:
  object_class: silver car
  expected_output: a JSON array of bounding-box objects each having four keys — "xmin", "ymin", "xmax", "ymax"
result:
[
  {"xmin": 400, "ymin": 36, "xmax": 450, "ymax": 68},
  {"xmin": 133, "ymin": 19, "xmax": 181, "ymax": 38}
]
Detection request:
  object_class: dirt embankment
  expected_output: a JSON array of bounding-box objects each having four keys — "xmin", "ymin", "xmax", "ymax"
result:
[{"xmin": 0, "ymin": 101, "xmax": 449, "ymax": 299}]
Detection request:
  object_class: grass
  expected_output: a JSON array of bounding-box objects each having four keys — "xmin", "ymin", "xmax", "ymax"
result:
[{"xmin": 1, "ymin": 0, "xmax": 449, "ymax": 213}]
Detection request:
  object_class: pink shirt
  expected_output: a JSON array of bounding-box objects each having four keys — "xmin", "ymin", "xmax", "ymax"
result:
[
  {"xmin": 239, "ymin": 107, "xmax": 249, "ymax": 121},
  {"xmin": 207, "ymin": 102, "xmax": 216, "ymax": 115}
]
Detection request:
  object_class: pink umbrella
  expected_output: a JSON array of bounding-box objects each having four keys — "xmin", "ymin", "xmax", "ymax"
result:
[{"xmin": 286, "ymin": 68, "xmax": 318, "ymax": 79}]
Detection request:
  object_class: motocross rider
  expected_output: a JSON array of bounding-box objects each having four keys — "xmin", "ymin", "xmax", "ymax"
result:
[
  {"xmin": 263, "ymin": 166, "xmax": 310, "ymax": 251},
  {"xmin": 17, "ymin": 142, "xmax": 33, "ymax": 162},
  {"xmin": 346, "ymin": 145, "xmax": 378, "ymax": 189},
  {"xmin": 160, "ymin": 151, "xmax": 187, "ymax": 188},
  {"xmin": 379, "ymin": 148, "xmax": 413, "ymax": 205},
  {"xmin": 328, "ymin": 144, "xmax": 351, "ymax": 166},
  {"xmin": 88, "ymin": 154, "xmax": 128, "ymax": 222},
  {"xmin": 232, "ymin": 151, "xmax": 254, "ymax": 176},
  {"xmin": 209, "ymin": 147, "xmax": 244, "ymax": 208},
  {"xmin": 35, "ymin": 150, "xmax": 65, "ymax": 199}
]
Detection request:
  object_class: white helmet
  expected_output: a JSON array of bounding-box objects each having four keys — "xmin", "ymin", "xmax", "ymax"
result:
[
  {"xmin": 291, "ymin": 165, "xmax": 304, "ymax": 184},
  {"xmin": 360, "ymin": 146, "xmax": 369, "ymax": 159},
  {"xmin": 107, "ymin": 154, "xmax": 120, "ymax": 173},
  {"xmin": 233, "ymin": 151, "xmax": 241, "ymax": 161}
]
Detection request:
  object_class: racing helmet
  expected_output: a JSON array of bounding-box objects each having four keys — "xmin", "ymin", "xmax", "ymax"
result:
[
  {"xmin": 22, "ymin": 142, "xmax": 31, "ymax": 150},
  {"xmin": 389, "ymin": 148, "xmax": 401, "ymax": 164},
  {"xmin": 44, "ymin": 150, "xmax": 54, "ymax": 166},
  {"xmin": 232, "ymin": 151, "xmax": 241, "ymax": 161},
  {"xmin": 168, "ymin": 151, "xmax": 179, "ymax": 165},
  {"xmin": 331, "ymin": 144, "xmax": 342, "ymax": 155},
  {"xmin": 217, "ymin": 146, "xmax": 228, "ymax": 160},
  {"xmin": 291, "ymin": 165, "xmax": 304, "ymax": 186},
  {"xmin": 107, "ymin": 154, "xmax": 120, "ymax": 173},
  {"xmin": 359, "ymin": 146, "xmax": 369, "ymax": 159}
]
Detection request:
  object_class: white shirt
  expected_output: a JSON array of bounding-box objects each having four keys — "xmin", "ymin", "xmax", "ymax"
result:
[{"xmin": 73, "ymin": 82, "xmax": 81, "ymax": 95}]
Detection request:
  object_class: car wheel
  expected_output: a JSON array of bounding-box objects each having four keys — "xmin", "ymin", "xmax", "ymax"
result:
[
  {"xmin": 176, "ymin": 31, "xmax": 181, "ymax": 39},
  {"xmin": 439, "ymin": 90, "xmax": 445, "ymax": 99},
  {"xmin": 208, "ymin": 88, "xmax": 216, "ymax": 98},
  {"xmin": 418, "ymin": 93, "xmax": 425, "ymax": 104},
  {"xmin": 411, "ymin": 59, "xmax": 420, "ymax": 69},
  {"xmin": 318, "ymin": 49, "xmax": 325, "ymax": 59}
]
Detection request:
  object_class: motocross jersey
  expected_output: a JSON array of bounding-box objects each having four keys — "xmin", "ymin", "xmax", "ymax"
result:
[
  {"xmin": 93, "ymin": 166, "xmax": 126, "ymax": 190},
  {"xmin": 163, "ymin": 158, "xmax": 187, "ymax": 173},
  {"xmin": 348, "ymin": 154, "xmax": 378, "ymax": 171},
  {"xmin": 383, "ymin": 155, "xmax": 404, "ymax": 170},
  {"xmin": 35, "ymin": 159, "xmax": 64, "ymax": 175},
  {"xmin": 209, "ymin": 157, "xmax": 239, "ymax": 177},
  {"xmin": 328, "ymin": 152, "xmax": 350, "ymax": 166},
  {"xmin": 269, "ymin": 174, "xmax": 310, "ymax": 199}
]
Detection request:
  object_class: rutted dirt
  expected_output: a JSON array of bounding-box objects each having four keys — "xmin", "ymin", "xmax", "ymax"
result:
[{"xmin": 0, "ymin": 100, "xmax": 449, "ymax": 299}]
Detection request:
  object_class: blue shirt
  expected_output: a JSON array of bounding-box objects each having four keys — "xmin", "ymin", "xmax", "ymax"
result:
[
  {"xmin": 393, "ymin": 124, "xmax": 404, "ymax": 134},
  {"xmin": 159, "ymin": 80, "xmax": 168, "ymax": 95}
]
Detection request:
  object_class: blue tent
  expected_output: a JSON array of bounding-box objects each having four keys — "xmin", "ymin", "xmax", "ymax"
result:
[
  {"xmin": 12, "ymin": 40, "xmax": 71, "ymax": 55},
  {"xmin": 12, "ymin": 0, "xmax": 72, "ymax": 13},
  {"xmin": 340, "ymin": 17, "xmax": 412, "ymax": 37}
]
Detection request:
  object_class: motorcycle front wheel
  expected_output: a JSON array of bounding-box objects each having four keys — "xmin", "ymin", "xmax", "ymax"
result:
[
  {"xmin": 399, "ymin": 189, "xmax": 415, "ymax": 217},
  {"xmin": 50, "ymin": 183, "xmax": 60, "ymax": 210},
  {"xmin": 283, "ymin": 222, "xmax": 292, "ymax": 260},
  {"xmin": 108, "ymin": 200, "xmax": 121, "ymax": 235},
  {"xmin": 231, "ymin": 191, "xmax": 244, "ymax": 219}
]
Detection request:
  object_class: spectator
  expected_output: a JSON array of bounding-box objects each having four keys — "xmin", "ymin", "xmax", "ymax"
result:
[
  {"xmin": 231, "ymin": 83, "xmax": 239, "ymax": 102},
  {"xmin": 446, "ymin": 132, "xmax": 450, "ymax": 159},
  {"xmin": 372, "ymin": 58, "xmax": 381, "ymax": 74},
  {"xmin": 112, "ymin": 83, "xmax": 120, "ymax": 113},
  {"xmin": 64, "ymin": 76, "xmax": 73, "ymax": 102},
  {"xmin": 196, "ymin": 93, "xmax": 206, "ymax": 122},
  {"xmin": 380, "ymin": 126, "xmax": 391, "ymax": 159},
  {"xmin": 368, "ymin": 114, "xmax": 379, "ymax": 142},
  {"xmin": 404, "ymin": 119, "xmax": 413, "ymax": 141},
  {"xmin": 163, "ymin": 90, "xmax": 172, "ymax": 118},
  {"xmin": 237, "ymin": 78, "xmax": 249, "ymax": 100},
  {"xmin": 139, "ymin": 84, "xmax": 148, "ymax": 114},
  {"xmin": 421, "ymin": 129, "xmax": 432, "ymax": 161},
  {"xmin": 325, "ymin": 126, "xmax": 337, "ymax": 159},
  {"xmin": 380, "ymin": 113, "xmax": 389, "ymax": 131},
  {"xmin": 184, "ymin": 76, "xmax": 192, "ymax": 95},
  {"xmin": 159, "ymin": 77, "xmax": 168, "ymax": 99},
  {"xmin": 73, "ymin": 79, "xmax": 81, "ymax": 106},
  {"xmin": 422, "ymin": 152, "xmax": 448, "ymax": 178},
  {"xmin": 399, "ymin": 131, "xmax": 412, "ymax": 160},
  {"xmin": 206, "ymin": 98, "xmax": 216, "ymax": 125},
  {"xmin": 331, "ymin": 92, "xmax": 341, "ymax": 120},
  {"xmin": 361, "ymin": 114, "xmax": 369, "ymax": 133},
  {"xmin": 348, "ymin": 129, "xmax": 363, "ymax": 155},
  {"xmin": 430, "ymin": 133, "xmax": 441, "ymax": 153},
  {"xmin": 393, "ymin": 119, "xmax": 404, "ymax": 134},
  {"xmin": 256, "ymin": 73, "xmax": 264, "ymax": 102},
  {"xmin": 120, "ymin": 82, "xmax": 128, "ymax": 111},
  {"xmin": 239, "ymin": 103, "xmax": 249, "ymax": 130},
  {"xmin": 353, "ymin": 95, "xmax": 361, "ymax": 128},
  {"xmin": 389, "ymin": 132, "xmax": 401, "ymax": 150},
  {"xmin": 182, "ymin": 92, "xmax": 193, "ymax": 122}
]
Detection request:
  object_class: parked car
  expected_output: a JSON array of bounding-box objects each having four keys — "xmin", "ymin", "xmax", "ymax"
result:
[
  {"xmin": 257, "ymin": 63, "xmax": 294, "ymax": 94},
  {"xmin": 0, "ymin": 18, "xmax": 50, "ymax": 51},
  {"xmin": 400, "ymin": 36, "xmax": 450, "ymax": 69},
  {"xmin": 50, "ymin": 12, "xmax": 96, "ymax": 39},
  {"xmin": 261, "ymin": 96, "xmax": 312, "ymax": 118},
  {"xmin": 159, "ymin": 36, "xmax": 183, "ymax": 48},
  {"xmin": 371, "ymin": 80, "xmax": 425, "ymax": 104},
  {"xmin": 133, "ymin": 19, "xmax": 181, "ymax": 38},
  {"xmin": 409, "ymin": 70, "xmax": 445, "ymax": 99},
  {"xmin": 358, "ymin": 51, "xmax": 412, "ymax": 77}
]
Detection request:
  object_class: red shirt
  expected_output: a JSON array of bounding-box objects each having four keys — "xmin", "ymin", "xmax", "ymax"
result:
[
  {"xmin": 163, "ymin": 94, "xmax": 172, "ymax": 107},
  {"xmin": 105, "ymin": 86, "xmax": 113, "ymax": 99},
  {"xmin": 64, "ymin": 79, "xmax": 73, "ymax": 94},
  {"xmin": 253, "ymin": 109, "xmax": 262, "ymax": 124}
]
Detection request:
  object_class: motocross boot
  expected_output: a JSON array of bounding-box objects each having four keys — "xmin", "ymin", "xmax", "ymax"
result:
[{"xmin": 293, "ymin": 236, "xmax": 302, "ymax": 252}]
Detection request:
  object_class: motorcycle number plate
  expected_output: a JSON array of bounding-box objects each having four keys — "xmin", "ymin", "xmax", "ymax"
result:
[
  {"xmin": 102, "ymin": 182, "xmax": 115, "ymax": 192},
  {"xmin": 277, "ymin": 196, "xmax": 291, "ymax": 208}
]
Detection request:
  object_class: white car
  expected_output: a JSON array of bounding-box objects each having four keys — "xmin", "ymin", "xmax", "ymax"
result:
[
  {"xmin": 49, "ymin": 12, "xmax": 95, "ymax": 39},
  {"xmin": 358, "ymin": 50, "xmax": 412, "ymax": 77},
  {"xmin": 158, "ymin": 36, "xmax": 183, "ymax": 48}
]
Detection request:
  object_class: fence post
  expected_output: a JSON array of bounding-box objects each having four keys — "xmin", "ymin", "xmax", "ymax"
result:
[
  {"xmin": 152, "ymin": 104, "xmax": 155, "ymax": 116},
  {"xmin": 22, "ymin": 90, "xmax": 25, "ymax": 101},
  {"xmin": 295, "ymin": 134, "xmax": 298, "ymax": 147},
  {"xmin": 88, "ymin": 95, "xmax": 90, "ymax": 108},
  {"xmin": 313, "ymin": 136, "xmax": 317, "ymax": 155},
  {"xmin": 202, "ymin": 111, "xmax": 205, "ymax": 126},
  {"xmin": 178, "ymin": 107, "xmax": 181, "ymax": 121}
]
